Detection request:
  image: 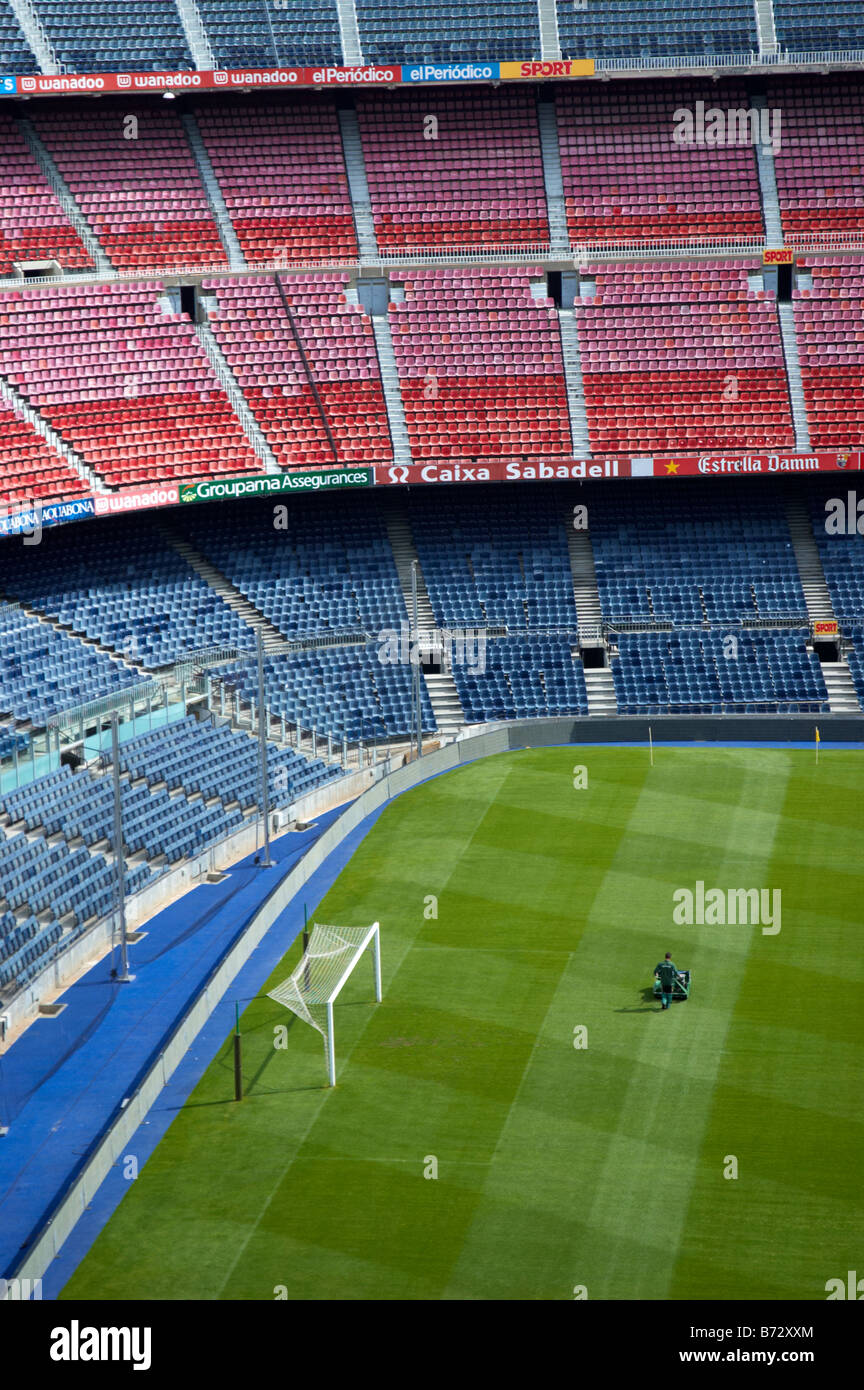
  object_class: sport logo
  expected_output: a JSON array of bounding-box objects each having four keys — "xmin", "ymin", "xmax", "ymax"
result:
[{"xmin": 49, "ymin": 1321, "xmax": 152, "ymax": 1371}]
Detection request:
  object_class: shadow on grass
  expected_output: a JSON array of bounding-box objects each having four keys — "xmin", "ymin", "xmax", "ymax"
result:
[{"xmin": 615, "ymin": 986, "xmax": 663, "ymax": 1013}]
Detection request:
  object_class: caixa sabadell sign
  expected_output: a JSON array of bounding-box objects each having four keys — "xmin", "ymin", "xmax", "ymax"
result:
[{"xmin": 178, "ymin": 468, "xmax": 374, "ymax": 504}]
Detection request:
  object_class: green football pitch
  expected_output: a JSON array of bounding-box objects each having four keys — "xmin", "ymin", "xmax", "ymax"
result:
[{"xmin": 62, "ymin": 746, "xmax": 864, "ymax": 1301}]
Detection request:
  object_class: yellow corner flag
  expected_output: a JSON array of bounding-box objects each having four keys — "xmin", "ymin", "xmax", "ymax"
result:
[{"xmin": 815, "ymin": 726, "xmax": 820, "ymax": 764}]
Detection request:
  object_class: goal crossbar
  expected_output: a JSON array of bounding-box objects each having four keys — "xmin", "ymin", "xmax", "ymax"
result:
[{"xmin": 268, "ymin": 922, "xmax": 381, "ymax": 1085}]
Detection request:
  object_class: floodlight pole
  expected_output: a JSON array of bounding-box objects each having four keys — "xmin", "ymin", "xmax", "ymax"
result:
[
  {"xmin": 110, "ymin": 711, "xmax": 132, "ymax": 982},
  {"xmin": 256, "ymin": 630, "xmax": 272, "ymax": 867}
]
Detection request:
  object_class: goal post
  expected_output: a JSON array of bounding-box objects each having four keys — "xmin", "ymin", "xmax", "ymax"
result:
[{"xmin": 268, "ymin": 922, "xmax": 382, "ymax": 1086}]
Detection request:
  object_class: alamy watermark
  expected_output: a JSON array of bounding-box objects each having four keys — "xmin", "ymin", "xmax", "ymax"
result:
[
  {"xmin": 377, "ymin": 621, "xmax": 486, "ymax": 674},
  {"xmin": 672, "ymin": 101, "xmax": 782, "ymax": 154},
  {"xmin": 673, "ymin": 881, "xmax": 781, "ymax": 935}
]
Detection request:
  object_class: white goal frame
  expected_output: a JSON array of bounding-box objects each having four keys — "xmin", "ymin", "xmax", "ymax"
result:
[{"xmin": 268, "ymin": 922, "xmax": 382, "ymax": 1086}]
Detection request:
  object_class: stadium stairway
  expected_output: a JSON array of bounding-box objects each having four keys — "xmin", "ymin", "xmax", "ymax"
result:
[
  {"xmin": 784, "ymin": 496, "xmax": 836, "ymax": 622},
  {"xmin": 181, "ymin": 112, "xmax": 245, "ymax": 270},
  {"xmin": 193, "ymin": 319, "xmax": 280, "ymax": 472},
  {"xmin": 557, "ymin": 307, "xmax": 591, "ymax": 455},
  {"xmin": 15, "ymin": 115, "xmax": 111, "ymax": 274},
  {"xmin": 338, "ymin": 108, "xmax": 378, "ymax": 258},
  {"xmin": 158, "ymin": 522, "xmax": 289, "ymax": 655},
  {"xmin": 583, "ymin": 666, "xmax": 618, "ymax": 715},
  {"xmin": 335, "ymin": 0, "xmax": 364, "ymax": 63},
  {"xmin": 371, "ymin": 315, "xmax": 411, "ymax": 465},
  {"xmin": 538, "ymin": 0, "xmax": 561, "ymax": 60},
  {"xmin": 820, "ymin": 661, "xmax": 861, "ymax": 713},
  {"xmin": 175, "ymin": 0, "xmax": 217, "ymax": 69},
  {"xmin": 751, "ymin": 95, "xmax": 784, "ymax": 246},
  {"xmin": 8, "ymin": 0, "xmax": 54, "ymax": 72},
  {"xmin": 385, "ymin": 506, "xmax": 466, "ymax": 735},
  {"xmin": 537, "ymin": 100, "xmax": 569, "ymax": 251},
  {"xmin": 566, "ymin": 521, "xmax": 602, "ymax": 635},
  {"xmin": 755, "ymin": 0, "xmax": 779, "ymax": 55},
  {"xmin": 777, "ymin": 301, "xmax": 812, "ymax": 450}
]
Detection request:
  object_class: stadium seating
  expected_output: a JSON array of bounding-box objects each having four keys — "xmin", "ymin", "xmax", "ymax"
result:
[
  {"xmin": 806, "ymin": 481, "xmax": 864, "ymax": 630},
  {"xmin": 407, "ymin": 485, "xmax": 578, "ymax": 630},
  {"xmin": 769, "ymin": 80, "xmax": 864, "ymax": 238},
  {"xmin": 556, "ymin": 82, "xmax": 764, "ymax": 244},
  {"xmin": 356, "ymin": 89, "xmax": 548, "ymax": 249},
  {"xmin": 116, "ymin": 714, "xmax": 341, "ymax": 808},
  {"xmin": 454, "ymin": 635, "xmax": 589, "ymax": 722},
  {"xmin": 590, "ymin": 480, "xmax": 808, "ymax": 624},
  {"xmin": 612, "ymin": 628, "xmax": 827, "ymax": 713},
  {"xmin": 193, "ymin": 100, "xmax": 357, "ymax": 266},
  {"xmin": 0, "ymin": 514, "xmax": 256, "ymax": 668},
  {"xmin": 389, "ymin": 267, "xmax": 572, "ymax": 460},
  {"xmin": 773, "ymin": 2, "xmax": 864, "ymax": 52},
  {"xmin": 0, "ymin": 281, "xmax": 261, "ymax": 487},
  {"xmin": 577, "ymin": 261, "xmax": 796, "ymax": 453},
  {"xmin": 196, "ymin": 0, "xmax": 341, "ymax": 67},
  {"xmin": 32, "ymin": 105, "xmax": 225, "ymax": 271},
  {"xmin": 221, "ymin": 645, "xmax": 436, "ymax": 742},
  {"xmin": 0, "ymin": 112, "xmax": 91, "ymax": 275},
  {"xmin": 355, "ymin": 0, "xmax": 539, "ymax": 63},
  {"xmin": 0, "ymin": 604, "xmax": 142, "ymax": 725},
  {"xmin": 0, "ymin": 1, "xmax": 39, "ymax": 72},
  {"xmin": 201, "ymin": 273, "xmax": 391, "ymax": 468},
  {"xmin": 0, "ymin": 400, "xmax": 90, "ymax": 510},
  {"xmin": 178, "ymin": 494, "xmax": 405, "ymax": 639},
  {"xmin": 34, "ymin": 0, "xmax": 193, "ymax": 72},
  {"xmin": 557, "ymin": 1, "xmax": 757, "ymax": 59},
  {"xmin": 793, "ymin": 256, "xmax": 864, "ymax": 448}
]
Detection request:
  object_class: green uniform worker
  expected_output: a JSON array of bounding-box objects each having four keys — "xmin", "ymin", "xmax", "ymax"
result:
[{"xmin": 655, "ymin": 953, "xmax": 678, "ymax": 1010}]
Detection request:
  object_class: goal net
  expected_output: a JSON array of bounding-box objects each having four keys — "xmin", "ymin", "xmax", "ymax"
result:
[{"xmin": 268, "ymin": 922, "xmax": 381, "ymax": 1085}]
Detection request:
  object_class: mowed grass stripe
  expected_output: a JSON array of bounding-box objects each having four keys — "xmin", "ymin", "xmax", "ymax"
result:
[
  {"xmin": 669, "ymin": 752, "xmax": 864, "ymax": 1300},
  {"xmin": 441, "ymin": 748, "xmax": 789, "ymax": 1300}
]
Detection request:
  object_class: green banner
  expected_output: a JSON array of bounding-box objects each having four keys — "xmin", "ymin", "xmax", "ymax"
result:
[{"xmin": 178, "ymin": 467, "xmax": 374, "ymax": 505}]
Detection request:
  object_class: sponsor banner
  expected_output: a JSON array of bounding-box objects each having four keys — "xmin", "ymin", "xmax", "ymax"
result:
[
  {"xmin": 402, "ymin": 62, "xmax": 500, "ymax": 83},
  {"xmin": 15, "ymin": 66, "xmax": 399, "ymax": 97},
  {"xmin": 500, "ymin": 59, "xmax": 595, "ymax": 79},
  {"xmin": 7, "ymin": 59, "xmax": 596, "ymax": 100},
  {"xmin": 763, "ymin": 248, "xmax": 794, "ymax": 265},
  {"xmin": 0, "ymin": 494, "xmax": 95, "ymax": 537},
  {"xmin": 93, "ymin": 483, "xmax": 179, "ymax": 515},
  {"xmin": 178, "ymin": 467, "xmax": 374, "ymax": 504},
  {"xmin": 813, "ymin": 620, "xmax": 840, "ymax": 637},
  {"xmin": 375, "ymin": 458, "xmax": 626, "ymax": 485},
  {"xmin": 654, "ymin": 452, "xmax": 861, "ymax": 477}
]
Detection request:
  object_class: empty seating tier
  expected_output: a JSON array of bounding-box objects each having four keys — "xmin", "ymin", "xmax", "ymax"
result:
[
  {"xmin": 357, "ymin": 89, "xmax": 548, "ymax": 250},
  {"xmin": 0, "ymin": 281, "xmax": 261, "ymax": 487},
  {"xmin": 389, "ymin": 267, "xmax": 572, "ymax": 461},
  {"xmin": 202, "ymin": 273, "xmax": 391, "ymax": 468},
  {"xmin": 556, "ymin": 82, "xmax": 764, "ymax": 244},
  {"xmin": 32, "ymin": 103, "xmax": 225, "ymax": 272},
  {"xmin": 577, "ymin": 261, "xmax": 795, "ymax": 454},
  {"xmin": 194, "ymin": 100, "xmax": 357, "ymax": 266}
]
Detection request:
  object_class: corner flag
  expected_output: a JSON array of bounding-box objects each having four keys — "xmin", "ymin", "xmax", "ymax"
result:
[{"xmin": 815, "ymin": 726, "xmax": 820, "ymax": 764}]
